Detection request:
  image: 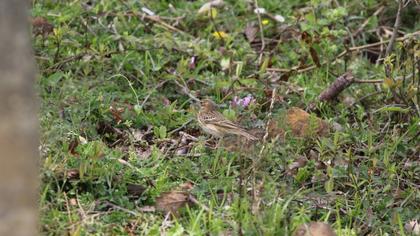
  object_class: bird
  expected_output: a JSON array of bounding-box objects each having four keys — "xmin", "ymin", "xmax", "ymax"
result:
[{"xmin": 197, "ymin": 99, "xmax": 258, "ymax": 141}]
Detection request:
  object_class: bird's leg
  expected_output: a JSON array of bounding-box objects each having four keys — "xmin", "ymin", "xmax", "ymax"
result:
[{"xmin": 215, "ymin": 137, "xmax": 224, "ymax": 149}]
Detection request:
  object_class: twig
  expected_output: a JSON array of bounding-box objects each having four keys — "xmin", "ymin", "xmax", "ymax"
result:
[
  {"xmin": 178, "ymin": 131, "xmax": 199, "ymax": 141},
  {"xmin": 353, "ymin": 79, "xmax": 383, "ymax": 83},
  {"xmin": 383, "ymin": 0, "xmax": 407, "ymax": 105},
  {"xmin": 251, "ymin": 88, "xmax": 277, "ymax": 213},
  {"xmin": 172, "ymin": 79, "xmax": 200, "ymax": 102},
  {"xmin": 140, "ymin": 80, "xmax": 168, "ymax": 108},
  {"xmin": 318, "ymin": 72, "xmax": 354, "ymax": 102},
  {"xmin": 139, "ymin": 13, "xmax": 192, "ymax": 37},
  {"xmin": 103, "ymin": 201, "xmax": 139, "ymax": 216},
  {"xmin": 48, "ymin": 52, "xmax": 85, "ymax": 71},
  {"xmin": 356, "ymin": 91, "xmax": 384, "ymax": 104},
  {"xmin": 384, "ymin": 0, "xmax": 404, "ymax": 59},
  {"xmin": 168, "ymin": 119, "xmax": 194, "ymax": 135},
  {"xmin": 351, "ymin": 5, "xmax": 385, "ymax": 38},
  {"xmin": 188, "ymin": 194, "xmax": 210, "ymax": 213}
]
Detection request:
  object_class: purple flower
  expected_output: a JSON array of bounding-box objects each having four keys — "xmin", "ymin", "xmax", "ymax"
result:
[
  {"xmin": 242, "ymin": 95, "xmax": 253, "ymax": 107},
  {"xmin": 231, "ymin": 95, "xmax": 255, "ymax": 108}
]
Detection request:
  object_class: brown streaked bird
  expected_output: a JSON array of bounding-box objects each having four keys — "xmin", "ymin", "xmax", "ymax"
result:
[{"xmin": 197, "ymin": 99, "xmax": 257, "ymax": 141}]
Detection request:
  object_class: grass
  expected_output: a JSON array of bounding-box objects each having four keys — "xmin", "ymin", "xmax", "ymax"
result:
[{"xmin": 33, "ymin": 0, "xmax": 419, "ymax": 235}]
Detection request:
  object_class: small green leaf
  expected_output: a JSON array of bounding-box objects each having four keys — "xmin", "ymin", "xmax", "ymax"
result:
[
  {"xmin": 159, "ymin": 126, "xmax": 167, "ymax": 139},
  {"xmin": 375, "ymin": 106, "xmax": 410, "ymax": 113}
]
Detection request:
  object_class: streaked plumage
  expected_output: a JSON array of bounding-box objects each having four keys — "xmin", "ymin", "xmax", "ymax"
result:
[{"xmin": 197, "ymin": 99, "xmax": 257, "ymax": 141}]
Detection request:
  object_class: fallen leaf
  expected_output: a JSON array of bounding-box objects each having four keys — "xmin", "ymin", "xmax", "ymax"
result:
[
  {"xmin": 286, "ymin": 156, "xmax": 308, "ymax": 176},
  {"xmin": 309, "ymin": 47, "xmax": 321, "ymax": 67},
  {"xmin": 155, "ymin": 191, "xmax": 190, "ymax": 214},
  {"xmin": 244, "ymin": 23, "xmax": 258, "ymax": 42},
  {"xmin": 66, "ymin": 169, "xmax": 80, "ymax": 180},
  {"xmin": 293, "ymin": 222, "xmax": 336, "ymax": 236},
  {"xmin": 179, "ymin": 182, "xmax": 194, "ymax": 191},
  {"xmin": 31, "ymin": 16, "xmax": 54, "ymax": 36},
  {"xmin": 69, "ymin": 198, "xmax": 78, "ymax": 206},
  {"xmin": 127, "ymin": 183, "xmax": 146, "ymax": 198},
  {"xmin": 68, "ymin": 138, "xmax": 79, "ymax": 155},
  {"xmin": 109, "ymin": 105, "xmax": 124, "ymax": 124}
]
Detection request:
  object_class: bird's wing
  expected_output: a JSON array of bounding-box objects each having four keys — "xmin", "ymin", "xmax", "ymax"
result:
[
  {"xmin": 209, "ymin": 112, "xmax": 244, "ymax": 130},
  {"xmin": 198, "ymin": 111, "xmax": 219, "ymax": 123}
]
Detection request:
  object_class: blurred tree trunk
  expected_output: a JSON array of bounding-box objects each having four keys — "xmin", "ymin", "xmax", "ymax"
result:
[{"xmin": 0, "ymin": 0, "xmax": 39, "ymax": 235}]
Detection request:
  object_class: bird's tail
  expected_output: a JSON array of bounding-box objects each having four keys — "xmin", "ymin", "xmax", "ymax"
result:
[{"xmin": 235, "ymin": 129, "xmax": 258, "ymax": 141}]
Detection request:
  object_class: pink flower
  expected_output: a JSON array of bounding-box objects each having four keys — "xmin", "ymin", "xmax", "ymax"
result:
[{"xmin": 231, "ymin": 95, "xmax": 255, "ymax": 108}]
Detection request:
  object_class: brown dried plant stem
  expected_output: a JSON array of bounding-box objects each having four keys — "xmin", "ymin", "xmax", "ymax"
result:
[
  {"xmin": 383, "ymin": 0, "xmax": 406, "ymax": 104},
  {"xmin": 318, "ymin": 72, "xmax": 355, "ymax": 102},
  {"xmin": 251, "ymin": 88, "xmax": 277, "ymax": 213}
]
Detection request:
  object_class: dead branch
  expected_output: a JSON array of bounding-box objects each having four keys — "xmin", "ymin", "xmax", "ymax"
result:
[
  {"xmin": 318, "ymin": 71, "xmax": 355, "ymax": 102},
  {"xmin": 385, "ymin": 0, "xmax": 405, "ymax": 59}
]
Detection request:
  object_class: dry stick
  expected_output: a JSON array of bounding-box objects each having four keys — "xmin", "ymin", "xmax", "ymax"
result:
[
  {"xmin": 172, "ymin": 78, "xmax": 200, "ymax": 102},
  {"xmin": 140, "ymin": 80, "xmax": 168, "ymax": 108},
  {"xmin": 140, "ymin": 13, "xmax": 192, "ymax": 37},
  {"xmin": 318, "ymin": 71, "xmax": 355, "ymax": 102},
  {"xmin": 384, "ymin": 0, "xmax": 407, "ymax": 105},
  {"xmin": 351, "ymin": 5, "xmax": 385, "ymax": 38},
  {"xmin": 238, "ymin": 151, "xmax": 244, "ymax": 236},
  {"xmin": 353, "ymin": 79, "xmax": 384, "ymax": 83},
  {"xmin": 251, "ymin": 88, "xmax": 277, "ymax": 212},
  {"xmin": 384, "ymin": 0, "xmax": 404, "ymax": 59},
  {"xmin": 188, "ymin": 194, "xmax": 210, "ymax": 213}
]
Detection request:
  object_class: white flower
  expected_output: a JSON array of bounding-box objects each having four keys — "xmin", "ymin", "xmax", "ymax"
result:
[
  {"xmin": 254, "ymin": 7, "xmax": 266, "ymax": 14},
  {"xmin": 274, "ymin": 14, "xmax": 285, "ymax": 22}
]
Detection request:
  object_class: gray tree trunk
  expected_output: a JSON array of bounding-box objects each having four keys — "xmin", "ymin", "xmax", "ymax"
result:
[{"xmin": 0, "ymin": 0, "xmax": 39, "ymax": 235}]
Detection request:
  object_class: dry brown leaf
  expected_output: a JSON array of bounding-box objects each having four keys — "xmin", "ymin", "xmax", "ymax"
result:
[
  {"xmin": 293, "ymin": 222, "xmax": 336, "ymax": 236},
  {"xmin": 31, "ymin": 16, "xmax": 54, "ymax": 36},
  {"xmin": 286, "ymin": 107, "xmax": 329, "ymax": 138},
  {"xmin": 66, "ymin": 169, "xmax": 80, "ymax": 180},
  {"xmin": 155, "ymin": 191, "xmax": 190, "ymax": 214},
  {"xmin": 68, "ymin": 138, "xmax": 79, "ymax": 156},
  {"xmin": 309, "ymin": 47, "xmax": 321, "ymax": 67},
  {"xmin": 109, "ymin": 105, "xmax": 124, "ymax": 124},
  {"xmin": 69, "ymin": 198, "xmax": 78, "ymax": 206},
  {"xmin": 245, "ymin": 23, "xmax": 258, "ymax": 42},
  {"xmin": 286, "ymin": 156, "xmax": 308, "ymax": 176},
  {"xmin": 127, "ymin": 183, "xmax": 146, "ymax": 198},
  {"xmin": 179, "ymin": 182, "xmax": 194, "ymax": 191}
]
